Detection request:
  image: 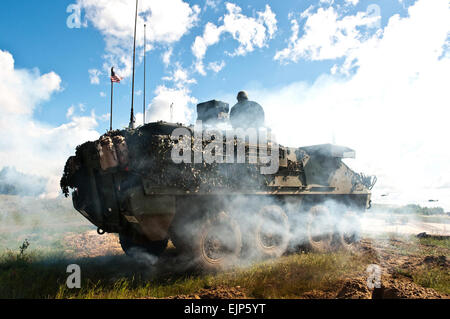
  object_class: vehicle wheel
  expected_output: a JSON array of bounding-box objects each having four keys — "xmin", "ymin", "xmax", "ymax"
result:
[
  {"xmin": 190, "ymin": 211, "xmax": 242, "ymax": 272},
  {"xmin": 306, "ymin": 205, "xmax": 334, "ymax": 252},
  {"xmin": 336, "ymin": 211, "xmax": 361, "ymax": 251},
  {"xmin": 251, "ymin": 205, "xmax": 290, "ymax": 259},
  {"xmin": 119, "ymin": 233, "xmax": 168, "ymax": 257}
]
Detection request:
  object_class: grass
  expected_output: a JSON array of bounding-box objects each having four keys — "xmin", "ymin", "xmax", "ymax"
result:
[
  {"xmin": 1, "ymin": 195, "xmax": 448, "ymax": 299},
  {"xmin": 0, "ymin": 194, "xmax": 93, "ymax": 251},
  {"xmin": 412, "ymin": 266, "xmax": 450, "ymax": 294},
  {"xmin": 418, "ymin": 237, "xmax": 450, "ymax": 250},
  {"xmin": 395, "ymin": 265, "xmax": 450, "ymax": 295},
  {"xmin": 1, "ymin": 234, "xmax": 447, "ymax": 298},
  {"xmin": 389, "ymin": 236, "xmax": 450, "ymax": 295},
  {"xmin": 0, "ymin": 245, "xmax": 375, "ymax": 299}
]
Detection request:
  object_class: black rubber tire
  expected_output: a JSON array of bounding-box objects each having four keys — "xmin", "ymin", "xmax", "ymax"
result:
[
  {"xmin": 249, "ymin": 205, "xmax": 290, "ymax": 259},
  {"xmin": 119, "ymin": 233, "xmax": 168, "ymax": 257},
  {"xmin": 190, "ymin": 212, "xmax": 242, "ymax": 272},
  {"xmin": 306, "ymin": 205, "xmax": 334, "ymax": 252}
]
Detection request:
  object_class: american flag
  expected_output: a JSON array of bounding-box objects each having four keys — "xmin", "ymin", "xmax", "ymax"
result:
[{"xmin": 110, "ymin": 67, "xmax": 121, "ymax": 83}]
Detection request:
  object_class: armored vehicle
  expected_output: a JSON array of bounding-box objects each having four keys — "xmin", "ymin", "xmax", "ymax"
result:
[{"xmin": 61, "ymin": 100, "xmax": 376, "ymax": 270}]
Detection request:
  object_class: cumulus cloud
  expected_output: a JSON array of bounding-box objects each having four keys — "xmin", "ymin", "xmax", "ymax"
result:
[
  {"xmin": 76, "ymin": 0, "xmax": 201, "ymax": 78},
  {"xmin": 259, "ymin": 0, "xmax": 450, "ymax": 208},
  {"xmin": 192, "ymin": 3, "xmax": 277, "ymax": 75},
  {"xmin": 0, "ymin": 52, "xmax": 61, "ymax": 115},
  {"xmin": 0, "ymin": 50, "xmax": 100, "ymax": 197},
  {"xmin": 274, "ymin": 5, "xmax": 381, "ymax": 72}
]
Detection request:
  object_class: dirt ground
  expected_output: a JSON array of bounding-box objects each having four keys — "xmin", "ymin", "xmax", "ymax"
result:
[
  {"xmin": 301, "ymin": 239, "xmax": 448, "ymax": 299},
  {"xmin": 63, "ymin": 230, "xmax": 123, "ymax": 258},
  {"xmin": 62, "ymin": 230, "xmax": 449, "ymax": 299}
]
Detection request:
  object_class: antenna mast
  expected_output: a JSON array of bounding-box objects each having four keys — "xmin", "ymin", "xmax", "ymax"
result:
[
  {"xmin": 143, "ymin": 23, "xmax": 147, "ymax": 125},
  {"xmin": 129, "ymin": 0, "xmax": 138, "ymax": 129}
]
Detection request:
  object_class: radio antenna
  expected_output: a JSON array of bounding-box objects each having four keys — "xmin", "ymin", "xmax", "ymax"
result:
[
  {"xmin": 128, "ymin": 0, "xmax": 138, "ymax": 129},
  {"xmin": 143, "ymin": 23, "xmax": 147, "ymax": 125}
]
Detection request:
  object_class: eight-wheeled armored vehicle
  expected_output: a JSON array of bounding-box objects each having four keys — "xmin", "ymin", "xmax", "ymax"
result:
[{"xmin": 61, "ymin": 99, "xmax": 376, "ymax": 270}]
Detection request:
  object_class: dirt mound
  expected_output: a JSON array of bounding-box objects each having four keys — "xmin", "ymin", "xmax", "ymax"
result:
[
  {"xmin": 169, "ymin": 286, "xmax": 247, "ymax": 299},
  {"xmin": 376, "ymin": 277, "xmax": 447, "ymax": 299},
  {"xmin": 63, "ymin": 230, "xmax": 123, "ymax": 258},
  {"xmin": 324, "ymin": 275, "xmax": 448, "ymax": 299},
  {"xmin": 336, "ymin": 278, "xmax": 372, "ymax": 299},
  {"xmin": 300, "ymin": 289, "xmax": 336, "ymax": 299},
  {"xmin": 423, "ymin": 255, "xmax": 447, "ymax": 267}
]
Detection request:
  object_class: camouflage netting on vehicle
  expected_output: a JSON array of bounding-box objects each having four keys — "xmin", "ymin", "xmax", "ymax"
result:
[
  {"xmin": 60, "ymin": 128, "xmax": 276, "ymax": 196},
  {"xmin": 144, "ymin": 136, "xmax": 274, "ymax": 192},
  {"xmin": 60, "ymin": 141, "xmax": 98, "ymax": 197},
  {"xmin": 60, "ymin": 156, "xmax": 78, "ymax": 197}
]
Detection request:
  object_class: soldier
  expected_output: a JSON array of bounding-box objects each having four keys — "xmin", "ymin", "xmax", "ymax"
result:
[{"xmin": 229, "ymin": 91, "xmax": 265, "ymax": 129}]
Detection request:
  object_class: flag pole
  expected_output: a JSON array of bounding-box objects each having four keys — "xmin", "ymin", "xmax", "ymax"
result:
[
  {"xmin": 143, "ymin": 23, "xmax": 146, "ymax": 125},
  {"xmin": 129, "ymin": 0, "xmax": 138, "ymax": 129},
  {"xmin": 110, "ymin": 78, "xmax": 113, "ymax": 131}
]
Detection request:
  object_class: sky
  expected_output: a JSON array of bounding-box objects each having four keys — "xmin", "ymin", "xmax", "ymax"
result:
[{"xmin": 0, "ymin": 0, "xmax": 449, "ymax": 209}]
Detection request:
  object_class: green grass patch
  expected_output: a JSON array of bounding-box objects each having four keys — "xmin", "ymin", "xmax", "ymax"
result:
[
  {"xmin": 396, "ymin": 265, "xmax": 450, "ymax": 295},
  {"xmin": 0, "ymin": 247, "xmax": 375, "ymax": 299},
  {"xmin": 418, "ymin": 237, "xmax": 450, "ymax": 250},
  {"xmin": 411, "ymin": 266, "xmax": 450, "ymax": 294}
]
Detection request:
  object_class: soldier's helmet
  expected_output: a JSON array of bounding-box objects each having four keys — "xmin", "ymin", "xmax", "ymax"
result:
[{"xmin": 237, "ymin": 91, "xmax": 249, "ymax": 102}]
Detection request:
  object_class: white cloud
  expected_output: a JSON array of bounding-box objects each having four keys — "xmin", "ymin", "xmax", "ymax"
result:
[
  {"xmin": 162, "ymin": 47, "xmax": 173, "ymax": 66},
  {"xmin": 0, "ymin": 50, "xmax": 99, "ymax": 197},
  {"xmin": 192, "ymin": 3, "xmax": 277, "ymax": 75},
  {"xmin": 257, "ymin": 0, "xmax": 450, "ymax": 209},
  {"xmin": 208, "ymin": 60, "xmax": 226, "ymax": 73},
  {"xmin": 192, "ymin": 22, "xmax": 222, "ymax": 61},
  {"xmin": 205, "ymin": 0, "xmax": 221, "ymax": 11},
  {"xmin": 88, "ymin": 68, "xmax": 101, "ymax": 84},
  {"xmin": 274, "ymin": 5, "xmax": 380, "ymax": 70},
  {"xmin": 345, "ymin": 0, "xmax": 359, "ymax": 5},
  {"xmin": 76, "ymin": 0, "xmax": 201, "ymax": 78},
  {"xmin": 162, "ymin": 63, "xmax": 197, "ymax": 87},
  {"xmin": 146, "ymin": 85, "xmax": 197, "ymax": 124},
  {"xmin": 0, "ymin": 52, "xmax": 61, "ymax": 116},
  {"xmin": 66, "ymin": 105, "xmax": 75, "ymax": 118}
]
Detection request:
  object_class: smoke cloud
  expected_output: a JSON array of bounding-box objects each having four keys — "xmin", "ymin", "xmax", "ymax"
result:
[{"xmin": 240, "ymin": 0, "xmax": 450, "ymax": 210}]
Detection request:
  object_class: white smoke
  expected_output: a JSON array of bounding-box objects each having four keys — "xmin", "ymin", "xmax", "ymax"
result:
[{"xmin": 245, "ymin": 0, "xmax": 450, "ymax": 210}]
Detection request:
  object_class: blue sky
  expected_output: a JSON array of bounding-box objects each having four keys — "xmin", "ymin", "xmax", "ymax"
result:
[
  {"xmin": 0, "ymin": 0, "xmax": 449, "ymax": 209},
  {"xmin": 0, "ymin": 0, "xmax": 406, "ymax": 129}
]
